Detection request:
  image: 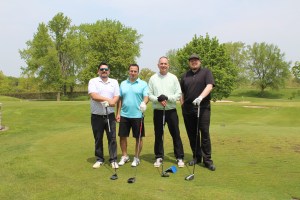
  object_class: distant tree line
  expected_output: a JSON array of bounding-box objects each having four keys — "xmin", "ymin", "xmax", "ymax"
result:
[
  {"xmin": 1, "ymin": 12, "xmax": 299, "ymax": 100},
  {"xmin": 167, "ymin": 36, "xmax": 298, "ymax": 95}
]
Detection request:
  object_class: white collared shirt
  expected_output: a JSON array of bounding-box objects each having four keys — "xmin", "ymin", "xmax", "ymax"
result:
[{"xmin": 88, "ymin": 77, "xmax": 120, "ymax": 115}]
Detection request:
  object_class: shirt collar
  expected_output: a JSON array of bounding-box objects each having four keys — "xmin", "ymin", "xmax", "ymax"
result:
[
  {"xmin": 127, "ymin": 77, "xmax": 140, "ymax": 84},
  {"xmin": 98, "ymin": 77, "xmax": 111, "ymax": 83}
]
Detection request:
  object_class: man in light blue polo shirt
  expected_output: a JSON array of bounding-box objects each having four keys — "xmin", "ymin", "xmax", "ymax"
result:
[{"xmin": 116, "ymin": 64, "xmax": 149, "ymax": 167}]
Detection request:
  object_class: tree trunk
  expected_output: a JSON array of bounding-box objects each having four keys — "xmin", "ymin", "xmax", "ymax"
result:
[
  {"xmin": 56, "ymin": 92, "xmax": 61, "ymax": 101},
  {"xmin": 63, "ymin": 84, "xmax": 67, "ymax": 95}
]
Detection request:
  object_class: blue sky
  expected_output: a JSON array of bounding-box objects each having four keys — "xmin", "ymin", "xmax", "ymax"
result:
[{"xmin": 1, "ymin": 0, "xmax": 300, "ymax": 77}]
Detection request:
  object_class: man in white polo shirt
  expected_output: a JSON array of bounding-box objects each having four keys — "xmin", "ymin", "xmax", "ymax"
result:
[{"xmin": 88, "ymin": 62, "xmax": 120, "ymax": 169}]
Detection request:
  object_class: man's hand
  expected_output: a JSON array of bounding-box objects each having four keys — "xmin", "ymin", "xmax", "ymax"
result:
[
  {"xmin": 101, "ymin": 101, "xmax": 109, "ymax": 107},
  {"xmin": 192, "ymin": 96, "xmax": 203, "ymax": 106},
  {"xmin": 140, "ymin": 102, "xmax": 147, "ymax": 112},
  {"xmin": 157, "ymin": 94, "xmax": 168, "ymax": 102}
]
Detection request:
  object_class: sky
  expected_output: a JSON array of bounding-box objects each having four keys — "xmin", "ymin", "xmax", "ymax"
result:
[{"xmin": 1, "ymin": 0, "xmax": 300, "ymax": 77}]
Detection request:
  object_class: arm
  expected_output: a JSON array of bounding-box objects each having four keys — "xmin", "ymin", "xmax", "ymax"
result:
[
  {"xmin": 89, "ymin": 93, "xmax": 118, "ymax": 107},
  {"xmin": 148, "ymin": 77, "xmax": 158, "ymax": 102},
  {"xmin": 116, "ymin": 98, "xmax": 122, "ymax": 122},
  {"xmin": 180, "ymin": 94, "xmax": 184, "ymax": 105},
  {"xmin": 110, "ymin": 95, "xmax": 119, "ymax": 107},
  {"xmin": 167, "ymin": 76, "xmax": 182, "ymax": 103},
  {"xmin": 143, "ymin": 96, "xmax": 149, "ymax": 104},
  {"xmin": 198, "ymin": 84, "xmax": 213, "ymax": 99}
]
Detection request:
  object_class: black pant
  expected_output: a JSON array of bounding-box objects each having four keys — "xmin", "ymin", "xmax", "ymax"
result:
[
  {"xmin": 91, "ymin": 113, "xmax": 117, "ymax": 163},
  {"xmin": 153, "ymin": 109, "xmax": 184, "ymax": 160},
  {"xmin": 182, "ymin": 106, "xmax": 213, "ymax": 164}
]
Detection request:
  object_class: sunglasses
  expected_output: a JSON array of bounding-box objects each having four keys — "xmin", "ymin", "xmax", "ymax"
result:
[{"xmin": 99, "ymin": 68, "xmax": 109, "ymax": 71}]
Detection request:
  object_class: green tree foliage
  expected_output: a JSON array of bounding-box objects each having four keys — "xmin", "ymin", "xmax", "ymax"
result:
[
  {"xmin": 48, "ymin": 13, "xmax": 78, "ymax": 94},
  {"xmin": 292, "ymin": 61, "xmax": 300, "ymax": 83},
  {"xmin": 167, "ymin": 49, "xmax": 181, "ymax": 76},
  {"xmin": 20, "ymin": 14, "xmax": 70, "ymax": 98},
  {"xmin": 139, "ymin": 68, "xmax": 155, "ymax": 83},
  {"xmin": 20, "ymin": 13, "xmax": 142, "ymax": 99},
  {"xmin": 0, "ymin": 71, "xmax": 29, "ymax": 94},
  {"xmin": 77, "ymin": 19, "xmax": 142, "ymax": 83},
  {"xmin": 247, "ymin": 42, "xmax": 291, "ymax": 93},
  {"xmin": 16, "ymin": 76, "xmax": 39, "ymax": 92},
  {"xmin": 224, "ymin": 42, "xmax": 249, "ymax": 86},
  {"xmin": 170, "ymin": 34, "xmax": 238, "ymax": 101},
  {"xmin": 0, "ymin": 71, "xmax": 10, "ymax": 93}
]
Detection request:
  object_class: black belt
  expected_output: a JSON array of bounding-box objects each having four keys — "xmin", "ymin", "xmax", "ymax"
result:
[{"xmin": 92, "ymin": 113, "xmax": 113, "ymax": 118}]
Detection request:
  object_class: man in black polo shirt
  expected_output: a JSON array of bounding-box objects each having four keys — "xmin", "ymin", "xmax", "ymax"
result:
[{"xmin": 180, "ymin": 54, "xmax": 216, "ymax": 171}]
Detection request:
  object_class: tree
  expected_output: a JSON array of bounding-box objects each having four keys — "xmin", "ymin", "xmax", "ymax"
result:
[
  {"xmin": 292, "ymin": 61, "xmax": 300, "ymax": 83},
  {"xmin": 0, "ymin": 71, "xmax": 10, "ymax": 93},
  {"xmin": 139, "ymin": 68, "xmax": 155, "ymax": 83},
  {"xmin": 77, "ymin": 19, "xmax": 142, "ymax": 83},
  {"xmin": 247, "ymin": 42, "xmax": 291, "ymax": 93},
  {"xmin": 20, "ymin": 13, "xmax": 74, "ymax": 100},
  {"xmin": 20, "ymin": 13, "xmax": 142, "ymax": 100},
  {"xmin": 169, "ymin": 34, "xmax": 238, "ymax": 101},
  {"xmin": 48, "ymin": 13, "xmax": 77, "ymax": 94},
  {"xmin": 20, "ymin": 22, "xmax": 62, "ymax": 95},
  {"xmin": 166, "ymin": 49, "xmax": 181, "ymax": 76},
  {"xmin": 224, "ymin": 42, "xmax": 250, "ymax": 86},
  {"xmin": 0, "ymin": 71, "xmax": 26, "ymax": 94}
]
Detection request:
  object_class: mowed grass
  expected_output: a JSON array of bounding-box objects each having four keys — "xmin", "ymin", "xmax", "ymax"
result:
[{"xmin": 0, "ymin": 92, "xmax": 300, "ymax": 200}]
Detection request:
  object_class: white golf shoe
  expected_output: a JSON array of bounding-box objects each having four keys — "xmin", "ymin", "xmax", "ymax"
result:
[
  {"xmin": 92, "ymin": 161, "xmax": 103, "ymax": 169},
  {"xmin": 154, "ymin": 158, "xmax": 162, "ymax": 168},
  {"xmin": 131, "ymin": 157, "xmax": 140, "ymax": 167},
  {"xmin": 118, "ymin": 155, "xmax": 130, "ymax": 166},
  {"xmin": 111, "ymin": 161, "xmax": 119, "ymax": 169},
  {"xmin": 177, "ymin": 159, "xmax": 185, "ymax": 168}
]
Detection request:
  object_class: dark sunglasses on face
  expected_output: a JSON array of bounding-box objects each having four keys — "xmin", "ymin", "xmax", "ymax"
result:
[{"xmin": 99, "ymin": 68, "xmax": 109, "ymax": 71}]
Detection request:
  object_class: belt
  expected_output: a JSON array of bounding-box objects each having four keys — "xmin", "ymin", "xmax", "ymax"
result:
[{"xmin": 92, "ymin": 113, "xmax": 113, "ymax": 118}]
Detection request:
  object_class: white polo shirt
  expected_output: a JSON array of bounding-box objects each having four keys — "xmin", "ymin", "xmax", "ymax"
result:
[{"xmin": 88, "ymin": 77, "xmax": 120, "ymax": 115}]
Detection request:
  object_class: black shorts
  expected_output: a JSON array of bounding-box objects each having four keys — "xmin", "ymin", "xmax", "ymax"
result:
[{"xmin": 118, "ymin": 116, "xmax": 145, "ymax": 138}]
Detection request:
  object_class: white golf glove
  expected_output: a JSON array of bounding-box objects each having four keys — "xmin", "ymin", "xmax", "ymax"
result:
[
  {"xmin": 192, "ymin": 96, "xmax": 203, "ymax": 106},
  {"xmin": 139, "ymin": 102, "xmax": 147, "ymax": 112},
  {"xmin": 101, "ymin": 101, "xmax": 109, "ymax": 108}
]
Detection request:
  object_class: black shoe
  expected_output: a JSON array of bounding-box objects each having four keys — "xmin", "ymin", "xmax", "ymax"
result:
[
  {"xmin": 204, "ymin": 163, "xmax": 216, "ymax": 171},
  {"xmin": 188, "ymin": 159, "xmax": 201, "ymax": 166}
]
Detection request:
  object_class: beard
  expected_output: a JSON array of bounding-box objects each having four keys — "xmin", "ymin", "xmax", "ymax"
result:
[
  {"xmin": 191, "ymin": 65, "xmax": 200, "ymax": 70},
  {"xmin": 100, "ymin": 74, "xmax": 108, "ymax": 78}
]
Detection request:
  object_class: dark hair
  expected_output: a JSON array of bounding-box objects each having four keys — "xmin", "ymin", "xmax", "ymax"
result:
[
  {"xmin": 128, "ymin": 64, "xmax": 139, "ymax": 72},
  {"xmin": 98, "ymin": 62, "xmax": 109, "ymax": 70}
]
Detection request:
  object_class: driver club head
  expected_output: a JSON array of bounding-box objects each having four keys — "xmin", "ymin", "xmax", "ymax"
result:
[
  {"xmin": 161, "ymin": 172, "xmax": 170, "ymax": 177},
  {"xmin": 110, "ymin": 174, "xmax": 118, "ymax": 180},
  {"xmin": 185, "ymin": 174, "xmax": 194, "ymax": 181},
  {"xmin": 127, "ymin": 177, "xmax": 136, "ymax": 183}
]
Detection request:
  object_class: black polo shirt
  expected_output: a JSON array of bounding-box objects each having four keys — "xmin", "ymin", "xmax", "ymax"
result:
[{"xmin": 180, "ymin": 67, "xmax": 215, "ymax": 112}]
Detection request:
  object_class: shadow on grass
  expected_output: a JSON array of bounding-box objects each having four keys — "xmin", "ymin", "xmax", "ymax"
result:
[{"xmin": 86, "ymin": 157, "xmax": 95, "ymax": 164}]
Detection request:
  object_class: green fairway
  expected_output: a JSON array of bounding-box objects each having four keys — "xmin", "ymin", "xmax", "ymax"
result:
[{"xmin": 0, "ymin": 94, "xmax": 300, "ymax": 200}]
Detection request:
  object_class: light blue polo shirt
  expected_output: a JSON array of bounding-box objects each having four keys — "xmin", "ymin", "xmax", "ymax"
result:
[{"xmin": 120, "ymin": 78, "xmax": 148, "ymax": 118}]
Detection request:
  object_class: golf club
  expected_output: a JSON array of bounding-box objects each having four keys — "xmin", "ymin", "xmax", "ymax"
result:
[
  {"xmin": 185, "ymin": 104, "xmax": 200, "ymax": 181},
  {"xmin": 161, "ymin": 106, "xmax": 169, "ymax": 177},
  {"xmin": 127, "ymin": 113, "xmax": 144, "ymax": 184},
  {"xmin": 105, "ymin": 107, "xmax": 118, "ymax": 180}
]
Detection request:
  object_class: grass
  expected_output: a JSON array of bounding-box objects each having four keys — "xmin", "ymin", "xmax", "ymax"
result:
[{"xmin": 0, "ymin": 89, "xmax": 300, "ymax": 200}]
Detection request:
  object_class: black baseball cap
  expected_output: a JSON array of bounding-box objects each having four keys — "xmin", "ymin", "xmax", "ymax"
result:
[{"xmin": 188, "ymin": 54, "xmax": 200, "ymax": 61}]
